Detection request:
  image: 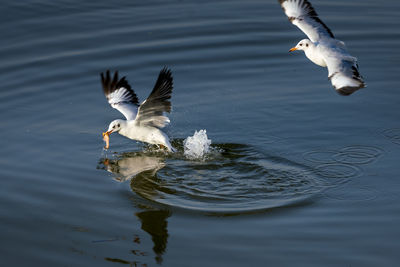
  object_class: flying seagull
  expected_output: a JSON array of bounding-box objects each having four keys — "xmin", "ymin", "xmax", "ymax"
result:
[
  {"xmin": 101, "ymin": 67, "xmax": 175, "ymax": 152},
  {"xmin": 278, "ymin": 0, "xmax": 366, "ymax": 95}
]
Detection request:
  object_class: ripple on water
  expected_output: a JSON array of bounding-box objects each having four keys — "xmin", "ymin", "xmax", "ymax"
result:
[
  {"xmin": 303, "ymin": 145, "xmax": 383, "ymax": 166},
  {"xmin": 333, "ymin": 145, "xmax": 383, "ymax": 165},
  {"xmin": 99, "ymin": 144, "xmax": 321, "ymax": 214},
  {"xmin": 302, "ymin": 150, "xmax": 339, "ymax": 164},
  {"xmin": 382, "ymin": 128, "xmax": 400, "ymax": 145},
  {"xmin": 301, "ymin": 145, "xmax": 385, "ymax": 198},
  {"xmin": 314, "ymin": 163, "xmax": 362, "ymax": 180},
  {"xmin": 323, "ymin": 184, "xmax": 378, "ymax": 201}
]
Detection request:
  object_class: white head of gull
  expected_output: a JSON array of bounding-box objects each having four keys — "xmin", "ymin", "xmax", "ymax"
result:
[
  {"xmin": 101, "ymin": 67, "xmax": 176, "ymax": 152},
  {"xmin": 279, "ymin": 0, "xmax": 366, "ymax": 95}
]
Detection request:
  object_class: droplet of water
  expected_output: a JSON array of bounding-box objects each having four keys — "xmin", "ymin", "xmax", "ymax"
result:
[{"xmin": 183, "ymin": 130, "xmax": 212, "ymax": 160}]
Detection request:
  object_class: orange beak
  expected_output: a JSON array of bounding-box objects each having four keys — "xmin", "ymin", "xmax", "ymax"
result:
[
  {"xmin": 102, "ymin": 130, "xmax": 112, "ymax": 137},
  {"xmin": 102, "ymin": 130, "xmax": 112, "ymax": 149},
  {"xmin": 289, "ymin": 47, "xmax": 298, "ymax": 52}
]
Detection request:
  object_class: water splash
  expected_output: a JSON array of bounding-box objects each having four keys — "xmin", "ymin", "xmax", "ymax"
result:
[{"xmin": 183, "ymin": 130, "xmax": 212, "ymax": 160}]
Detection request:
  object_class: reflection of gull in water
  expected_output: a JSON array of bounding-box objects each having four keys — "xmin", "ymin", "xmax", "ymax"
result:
[
  {"xmin": 102, "ymin": 155, "xmax": 165, "ymax": 182},
  {"xmin": 99, "ymin": 154, "xmax": 170, "ymax": 264},
  {"xmin": 136, "ymin": 209, "xmax": 170, "ymax": 264}
]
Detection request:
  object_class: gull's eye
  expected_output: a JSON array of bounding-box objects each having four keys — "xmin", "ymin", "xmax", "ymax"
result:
[
  {"xmin": 113, "ymin": 125, "xmax": 115, "ymax": 128},
  {"xmin": 117, "ymin": 124, "xmax": 120, "ymax": 127},
  {"xmin": 306, "ymin": 43, "xmax": 309, "ymax": 47},
  {"xmin": 299, "ymin": 43, "xmax": 303, "ymax": 46}
]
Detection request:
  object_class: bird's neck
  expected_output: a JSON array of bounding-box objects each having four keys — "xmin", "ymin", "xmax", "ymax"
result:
[{"xmin": 304, "ymin": 44, "xmax": 327, "ymax": 67}]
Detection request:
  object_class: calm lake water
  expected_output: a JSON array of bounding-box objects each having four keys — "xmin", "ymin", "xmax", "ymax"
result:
[{"xmin": 1, "ymin": 0, "xmax": 400, "ymax": 266}]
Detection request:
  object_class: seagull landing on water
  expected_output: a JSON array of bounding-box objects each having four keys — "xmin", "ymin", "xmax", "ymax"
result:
[
  {"xmin": 101, "ymin": 67, "xmax": 176, "ymax": 152},
  {"xmin": 278, "ymin": 0, "xmax": 366, "ymax": 95}
]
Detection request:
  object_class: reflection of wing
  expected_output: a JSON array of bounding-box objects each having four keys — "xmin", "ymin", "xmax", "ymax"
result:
[
  {"xmin": 135, "ymin": 68, "xmax": 173, "ymax": 128},
  {"xmin": 100, "ymin": 70, "xmax": 139, "ymax": 121},
  {"xmin": 279, "ymin": 0, "xmax": 334, "ymax": 42},
  {"xmin": 324, "ymin": 52, "xmax": 366, "ymax": 96},
  {"xmin": 106, "ymin": 156, "xmax": 165, "ymax": 182}
]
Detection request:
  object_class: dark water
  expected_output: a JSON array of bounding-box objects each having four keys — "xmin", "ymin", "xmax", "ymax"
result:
[{"xmin": 1, "ymin": 0, "xmax": 399, "ymax": 266}]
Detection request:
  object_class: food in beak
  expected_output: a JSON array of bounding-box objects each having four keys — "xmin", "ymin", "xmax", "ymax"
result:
[{"xmin": 102, "ymin": 132, "xmax": 110, "ymax": 149}]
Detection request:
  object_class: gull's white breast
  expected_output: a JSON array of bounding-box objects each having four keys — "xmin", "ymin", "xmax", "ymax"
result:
[{"xmin": 119, "ymin": 121, "xmax": 170, "ymax": 146}]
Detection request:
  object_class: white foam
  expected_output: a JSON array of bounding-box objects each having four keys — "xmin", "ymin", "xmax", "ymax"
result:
[{"xmin": 183, "ymin": 129, "xmax": 211, "ymax": 160}]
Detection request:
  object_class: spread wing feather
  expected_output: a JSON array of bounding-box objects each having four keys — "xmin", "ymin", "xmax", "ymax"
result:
[
  {"xmin": 135, "ymin": 67, "xmax": 173, "ymax": 128},
  {"xmin": 278, "ymin": 0, "xmax": 334, "ymax": 42},
  {"xmin": 100, "ymin": 70, "xmax": 139, "ymax": 121}
]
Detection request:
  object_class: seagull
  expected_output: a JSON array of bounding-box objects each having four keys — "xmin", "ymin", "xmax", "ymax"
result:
[
  {"xmin": 101, "ymin": 67, "xmax": 176, "ymax": 152},
  {"xmin": 278, "ymin": 0, "xmax": 366, "ymax": 95}
]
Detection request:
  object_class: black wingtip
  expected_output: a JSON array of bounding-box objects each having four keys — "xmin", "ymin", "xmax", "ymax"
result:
[
  {"xmin": 160, "ymin": 66, "xmax": 173, "ymax": 80},
  {"xmin": 100, "ymin": 70, "xmax": 113, "ymax": 92},
  {"xmin": 143, "ymin": 67, "xmax": 174, "ymax": 114},
  {"xmin": 335, "ymin": 84, "xmax": 365, "ymax": 96},
  {"xmin": 155, "ymin": 66, "xmax": 173, "ymax": 95}
]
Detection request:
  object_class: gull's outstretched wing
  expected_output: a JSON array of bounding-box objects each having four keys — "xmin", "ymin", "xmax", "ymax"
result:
[
  {"xmin": 135, "ymin": 67, "xmax": 173, "ymax": 128},
  {"xmin": 100, "ymin": 70, "xmax": 139, "ymax": 121},
  {"xmin": 278, "ymin": 0, "xmax": 335, "ymax": 42},
  {"xmin": 324, "ymin": 53, "xmax": 366, "ymax": 96}
]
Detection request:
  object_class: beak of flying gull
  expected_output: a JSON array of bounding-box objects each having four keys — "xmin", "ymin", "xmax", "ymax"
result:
[{"xmin": 289, "ymin": 47, "xmax": 298, "ymax": 52}]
